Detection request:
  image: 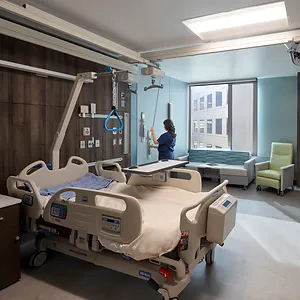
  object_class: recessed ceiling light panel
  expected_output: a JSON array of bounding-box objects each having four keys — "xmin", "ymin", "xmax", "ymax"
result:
[{"xmin": 183, "ymin": 1, "xmax": 289, "ymax": 41}]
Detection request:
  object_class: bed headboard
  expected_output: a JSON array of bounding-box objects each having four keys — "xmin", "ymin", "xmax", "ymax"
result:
[{"xmin": 18, "ymin": 156, "xmax": 89, "ymax": 189}]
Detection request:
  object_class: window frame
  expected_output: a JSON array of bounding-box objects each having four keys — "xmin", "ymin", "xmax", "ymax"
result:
[
  {"xmin": 189, "ymin": 79, "xmax": 257, "ymax": 155},
  {"xmin": 207, "ymin": 94, "xmax": 213, "ymax": 109}
]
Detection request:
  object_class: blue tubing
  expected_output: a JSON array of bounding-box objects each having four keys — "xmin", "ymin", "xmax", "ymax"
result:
[{"xmin": 104, "ymin": 107, "xmax": 124, "ymax": 131}]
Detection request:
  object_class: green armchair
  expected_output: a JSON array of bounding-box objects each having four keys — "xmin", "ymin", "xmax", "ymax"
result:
[{"xmin": 256, "ymin": 143, "xmax": 294, "ymax": 196}]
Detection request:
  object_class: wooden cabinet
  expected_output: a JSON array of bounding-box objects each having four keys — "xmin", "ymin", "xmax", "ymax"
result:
[{"xmin": 0, "ymin": 196, "xmax": 21, "ymax": 290}]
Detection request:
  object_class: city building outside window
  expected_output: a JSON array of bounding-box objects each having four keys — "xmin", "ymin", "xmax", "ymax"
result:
[
  {"xmin": 193, "ymin": 99, "xmax": 198, "ymax": 112},
  {"xmin": 199, "ymin": 143, "xmax": 204, "ymax": 148},
  {"xmin": 207, "ymin": 119, "xmax": 213, "ymax": 134},
  {"xmin": 200, "ymin": 97, "xmax": 205, "ymax": 110},
  {"xmin": 193, "ymin": 120, "xmax": 198, "ymax": 132},
  {"xmin": 193, "ymin": 141, "xmax": 198, "ymax": 148},
  {"xmin": 207, "ymin": 94, "xmax": 212, "ymax": 109},
  {"xmin": 207, "ymin": 144, "xmax": 213, "ymax": 148},
  {"xmin": 216, "ymin": 118, "xmax": 222, "ymax": 135},
  {"xmin": 216, "ymin": 91, "xmax": 222, "ymax": 107},
  {"xmin": 199, "ymin": 120, "xmax": 205, "ymax": 133}
]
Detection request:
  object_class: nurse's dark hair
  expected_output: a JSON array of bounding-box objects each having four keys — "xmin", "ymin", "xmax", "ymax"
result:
[{"xmin": 163, "ymin": 119, "xmax": 176, "ymax": 138}]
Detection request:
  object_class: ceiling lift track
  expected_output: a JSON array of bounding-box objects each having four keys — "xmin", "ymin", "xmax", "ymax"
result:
[{"xmin": 0, "ymin": 1, "xmax": 154, "ymax": 66}]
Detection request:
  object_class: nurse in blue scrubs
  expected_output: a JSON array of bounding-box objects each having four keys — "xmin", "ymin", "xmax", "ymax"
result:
[{"xmin": 150, "ymin": 119, "xmax": 176, "ymax": 160}]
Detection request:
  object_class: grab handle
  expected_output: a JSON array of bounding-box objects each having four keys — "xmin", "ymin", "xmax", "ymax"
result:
[{"xmin": 104, "ymin": 106, "xmax": 124, "ymax": 131}]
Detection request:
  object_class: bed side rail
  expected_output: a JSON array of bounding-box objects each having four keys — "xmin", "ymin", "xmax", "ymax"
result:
[
  {"xmin": 95, "ymin": 161, "xmax": 126, "ymax": 183},
  {"xmin": 18, "ymin": 156, "xmax": 88, "ymax": 189},
  {"xmin": 43, "ymin": 187, "xmax": 142, "ymax": 244},
  {"xmin": 127, "ymin": 168, "xmax": 202, "ymax": 193},
  {"xmin": 7, "ymin": 176, "xmax": 44, "ymax": 220},
  {"xmin": 180, "ymin": 180, "xmax": 229, "ymax": 237}
]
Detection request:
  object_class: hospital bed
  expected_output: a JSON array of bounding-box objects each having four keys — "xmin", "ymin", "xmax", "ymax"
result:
[{"xmin": 7, "ymin": 156, "xmax": 237, "ymax": 300}]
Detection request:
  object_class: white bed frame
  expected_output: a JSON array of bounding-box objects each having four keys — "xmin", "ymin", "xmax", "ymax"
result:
[{"xmin": 7, "ymin": 157, "xmax": 237, "ymax": 300}]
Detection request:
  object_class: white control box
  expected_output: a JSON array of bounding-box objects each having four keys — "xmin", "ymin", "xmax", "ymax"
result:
[
  {"xmin": 207, "ymin": 194, "xmax": 237, "ymax": 244},
  {"xmin": 83, "ymin": 127, "xmax": 90, "ymax": 136},
  {"xmin": 95, "ymin": 140, "xmax": 100, "ymax": 148},
  {"xmin": 80, "ymin": 141, "xmax": 85, "ymax": 149},
  {"xmin": 80, "ymin": 105, "xmax": 89, "ymax": 114}
]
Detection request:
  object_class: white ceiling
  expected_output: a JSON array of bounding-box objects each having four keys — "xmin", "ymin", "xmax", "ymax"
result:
[
  {"xmin": 7, "ymin": 0, "xmax": 300, "ymax": 52},
  {"xmin": 161, "ymin": 44, "xmax": 300, "ymax": 83}
]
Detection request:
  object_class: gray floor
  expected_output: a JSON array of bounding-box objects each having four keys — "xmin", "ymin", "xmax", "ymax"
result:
[{"xmin": 1, "ymin": 181, "xmax": 300, "ymax": 300}]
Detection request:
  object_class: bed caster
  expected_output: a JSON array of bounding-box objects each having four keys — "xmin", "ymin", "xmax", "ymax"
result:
[
  {"xmin": 243, "ymin": 186, "xmax": 247, "ymax": 191},
  {"xmin": 29, "ymin": 251, "xmax": 48, "ymax": 268},
  {"xmin": 256, "ymin": 185, "xmax": 261, "ymax": 191},
  {"xmin": 280, "ymin": 191, "xmax": 285, "ymax": 196},
  {"xmin": 205, "ymin": 249, "xmax": 215, "ymax": 265}
]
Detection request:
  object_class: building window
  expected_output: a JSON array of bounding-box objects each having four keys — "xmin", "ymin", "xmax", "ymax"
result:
[
  {"xmin": 193, "ymin": 120, "xmax": 198, "ymax": 132},
  {"xmin": 207, "ymin": 119, "xmax": 212, "ymax": 134},
  {"xmin": 216, "ymin": 91, "xmax": 222, "ymax": 107},
  {"xmin": 200, "ymin": 97, "xmax": 205, "ymax": 110},
  {"xmin": 190, "ymin": 81, "xmax": 257, "ymax": 154},
  {"xmin": 199, "ymin": 143, "xmax": 204, "ymax": 148},
  {"xmin": 216, "ymin": 118, "xmax": 222, "ymax": 135},
  {"xmin": 207, "ymin": 94, "xmax": 212, "ymax": 109},
  {"xmin": 193, "ymin": 141, "xmax": 198, "ymax": 149},
  {"xmin": 193, "ymin": 99, "xmax": 198, "ymax": 112},
  {"xmin": 216, "ymin": 146, "xmax": 222, "ymax": 149},
  {"xmin": 207, "ymin": 144, "xmax": 212, "ymax": 148},
  {"xmin": 199, "ymin": 120, "xmax": 205, "ymax": 133}
]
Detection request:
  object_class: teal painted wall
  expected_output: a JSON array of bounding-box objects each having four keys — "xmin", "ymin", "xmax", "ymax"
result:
[
  {"xmin": 132, "ymin": 76, "xmax": 188, "ymax": 165},
  {"xmin": 258, "ymin": 76, "xmax": 297, "ymax": 159}
]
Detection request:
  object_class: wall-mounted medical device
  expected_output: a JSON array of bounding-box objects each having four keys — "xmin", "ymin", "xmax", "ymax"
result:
[
  {"xmin": 117, "ymin": 71, "xmax": 140, "ymax": 84},
  {"xmin": 141, "ymin": 67, "xmax": 165, "ymax": 78}
]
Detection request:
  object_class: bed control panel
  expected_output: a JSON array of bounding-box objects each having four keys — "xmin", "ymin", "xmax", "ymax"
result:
[
  {"xmin": 50, "ymin": 203, "xmax": 68, "ymax": 219},
  {"xmin": 207, "ymin": 194, "xmax": 237, "ymax": 244},
  {"xmin": 102, "ymin": 215, "xmax": 121, "ymax": 233}
]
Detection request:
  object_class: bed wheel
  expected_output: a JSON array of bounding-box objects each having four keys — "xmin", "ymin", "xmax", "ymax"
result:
[
  {"xmin": 29, "ymin": 251, "xmax": 48, "ymax": 268},
  {"xmin": 256, "ymin": 185, "xmax": 261, "ymax": 191},
  {"xmin": 243, "ymin": 186, "xmax": 247, "ymax": 190},
  {"xmin": 205, "ymin": 249, "xmax": 215, "ymax": 265}
]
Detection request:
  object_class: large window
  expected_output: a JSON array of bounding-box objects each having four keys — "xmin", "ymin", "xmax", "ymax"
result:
[
  {"xmin": 216, "ymin": 118, "xmax": 222, "ymax": 135},
  {"xmin": 200, "ymin": 97, "xmax": 205, "ymax": 110},
  {"xmin": 190, "ymin": 81, "xmax": 257, "ymax": 153},
  {"xmin": 199, "ymin": 120, "xmax": 205, "ymax": 133},
  {"xmin": 207, "ymin": 94, "xmax": 212, "ymax": 109},
  {"xmin": 207, "ymin": 119, "xmax": 213, "ymax": 134},
  {"xmin": 216, "ymin": 91, "xmax": 222, "ymax": 107}
]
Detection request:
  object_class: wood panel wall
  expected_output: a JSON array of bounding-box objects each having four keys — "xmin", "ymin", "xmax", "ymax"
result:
[
  {"xmin": 297, "ymin": 73, "xmax": 300, "ymax": 187},
  {"xmin": 0, "ymin": 34, "xmax": 131, "ymax": 194}
]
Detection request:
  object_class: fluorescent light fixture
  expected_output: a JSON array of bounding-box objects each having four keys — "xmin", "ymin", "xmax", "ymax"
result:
[{"xmin": 183, "ymin": 1, "xmax": 289, "ymax": 41}]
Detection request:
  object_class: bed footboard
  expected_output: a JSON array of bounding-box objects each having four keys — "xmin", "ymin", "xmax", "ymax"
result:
[{"xmin": 43, "ymin": 187, "xmax": 143, "ymax": 247}]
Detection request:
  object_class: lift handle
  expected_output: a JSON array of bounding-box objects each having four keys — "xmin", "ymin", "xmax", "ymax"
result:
[{"xmin": 104, "ymin": 106, "xmax": 124, "ymax": 131}]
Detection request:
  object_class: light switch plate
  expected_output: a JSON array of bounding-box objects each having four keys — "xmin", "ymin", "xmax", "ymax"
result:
[
  {"xmin": 95, "ymin": 140, "xmax": 100, "ymax": 148},
  {"xmin": 80, "ymin": 141, "xmax": 85, "ymax": 149}
]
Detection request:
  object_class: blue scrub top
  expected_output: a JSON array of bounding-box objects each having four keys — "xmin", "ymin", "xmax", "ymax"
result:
[{"xmin": 157, "ymin": 131, "xmax": 176, "ymax": 160}]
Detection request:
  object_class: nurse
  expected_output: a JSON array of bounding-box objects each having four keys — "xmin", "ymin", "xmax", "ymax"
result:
[{"xmin": 150, "ymin": 119, "xmax": 176, "ymax": 160}]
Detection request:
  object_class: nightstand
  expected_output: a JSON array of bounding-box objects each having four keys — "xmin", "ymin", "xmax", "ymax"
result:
[{"xmin": 0, "ymin": 195, "xmax": 21, "ymax": 290}]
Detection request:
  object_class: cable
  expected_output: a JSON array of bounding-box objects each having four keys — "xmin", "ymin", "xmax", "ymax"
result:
[{"xmin": 152, "ymin": 78, "xmax": 162, "ymax": 127}]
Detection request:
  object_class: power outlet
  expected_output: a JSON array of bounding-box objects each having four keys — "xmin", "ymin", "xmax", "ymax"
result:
[
  {"xmin": 120, "ymin": 100, "xmax": 125, "ymax": 107},
  {"xmin": 88, "ymin": 140, "xmax": 94, "ymax": 148},
  {"xmin": 119, "ymin": 130, "xmax": 123, "ymax": 134},
  {"xmin": 83, "ymin": 127, "xmax": 90, "ymax": 136},
  {"xmin": 113, "ymin": 139, "xmax": 117, "ymax": 146},
  {"xmin": 113, "ymin": 131, "xmax": 117, "ymax": 135},
  {"xmin": 95, "ymin": 140, "xmax": 100, "ymax": 148},
  {"xmin": 119, "ymin": 138, "xmax": 123, "ymax": 145},
  {"xmin": 80, "ymin": 141, "xmax": 85, "ymax": 149}
]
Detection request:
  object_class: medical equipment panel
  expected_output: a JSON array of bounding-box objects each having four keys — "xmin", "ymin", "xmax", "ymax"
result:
[
  {"xmin": 102, "ymin": 215, "xmax": 121, "ymax": 233},
  {"xmin": 50, "ymin": 203, "xmax": 68, "ymax": 219},
  {"xmin": 206, "ymin": 194, "xmax": 237, "ymax": 244}
]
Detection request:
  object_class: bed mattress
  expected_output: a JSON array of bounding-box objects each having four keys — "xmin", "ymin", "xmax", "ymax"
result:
[{"xmin": 41, "ymin": 183, "xmax": 204, "ymax": 261}]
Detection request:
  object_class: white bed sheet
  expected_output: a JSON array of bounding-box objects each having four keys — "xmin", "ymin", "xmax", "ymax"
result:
[{"xmin": 40, "ymin": 183, "xmax": 205, "ymax": 261}]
